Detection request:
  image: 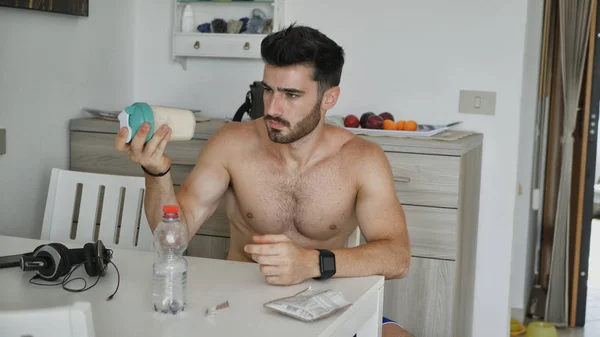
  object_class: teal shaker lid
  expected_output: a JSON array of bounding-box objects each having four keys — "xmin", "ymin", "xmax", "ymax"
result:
[{"xmin": 118, "ymin": 102, "xmax": 155, "ymax": 143}]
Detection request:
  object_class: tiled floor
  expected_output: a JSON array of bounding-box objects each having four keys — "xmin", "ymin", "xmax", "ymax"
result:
[{"xmin": 556, "ymin": 320, "xmax": 600, "ymax": 337}]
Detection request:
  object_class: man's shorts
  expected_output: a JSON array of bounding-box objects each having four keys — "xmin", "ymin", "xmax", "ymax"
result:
[
  {"xmin": 353, "ymin": 316, "xmax": 403, "ymax": 336},
  {"xmin": 382, "ymin": 316, "xmax": 402, "ymax": 327}
]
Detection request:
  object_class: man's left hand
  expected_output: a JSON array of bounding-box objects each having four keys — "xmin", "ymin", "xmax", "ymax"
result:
[{"xmin": 244, "ymin": 234, "xmax": 319, "ymax": 285}]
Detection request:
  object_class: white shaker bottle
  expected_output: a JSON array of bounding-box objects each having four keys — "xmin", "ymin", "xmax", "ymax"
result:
[{"xmin": 118, "ymin": 102, "xmax": 196, "ymax": 144}]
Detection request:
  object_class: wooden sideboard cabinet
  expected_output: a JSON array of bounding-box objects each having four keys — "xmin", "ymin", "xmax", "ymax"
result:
[{"xmin": 69, "ymin": 117, "xmax": 482, "ymax": 337}]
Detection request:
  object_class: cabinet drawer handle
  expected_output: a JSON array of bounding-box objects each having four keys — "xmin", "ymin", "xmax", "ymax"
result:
[
  {"xmin": 194, "ymin": 41, "xmax": 200, "ymax": 49},
  {"xmin": 393, "ymin": 176, "xmax": 411, "ymax": 183},
  {"xmin": 243, "ymin": 42, "xmax": 250, "ymax": 50}
]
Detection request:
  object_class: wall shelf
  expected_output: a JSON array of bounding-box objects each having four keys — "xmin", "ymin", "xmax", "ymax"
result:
[{"xmin": 172, "ymin": 0, "xmax": 285, "ymax": 69}]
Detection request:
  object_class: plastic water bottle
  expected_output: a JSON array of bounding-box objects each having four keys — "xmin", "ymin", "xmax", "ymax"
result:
[
  {"xmin": 181, "ymin": 4, "xmax": 195, "ymax": 33},
  {"xmin": 152, "ymin": 205, "xmax": 189, "ymax": 314}
]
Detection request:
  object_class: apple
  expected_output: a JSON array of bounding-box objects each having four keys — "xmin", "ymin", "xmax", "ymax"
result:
[
  {"xmin": 379, "ymin": 112, "xmax": 394, "ymax": 121},
  {"xmin": 344, "ymin": 114, "xmax": 360, "ymax": 128},
  {"xmin": 360, "ymin": 112, "xmax": 375, "ymax": 128},
  {"xmin": 366, "ymin": 115, "xmax": 384, "ymax": 129}
]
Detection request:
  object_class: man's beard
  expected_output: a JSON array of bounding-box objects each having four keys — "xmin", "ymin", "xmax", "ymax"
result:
[{"xmin": 264, "ymin": 103, "xmax": 321, "ymax": 144}]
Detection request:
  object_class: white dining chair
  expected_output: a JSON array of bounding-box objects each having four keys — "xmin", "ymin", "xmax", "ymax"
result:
[
  {"xmin": 347, "ymin": 227, "xmax": 362, "ymax": 248},
  {"xmin": 0, "ymin": 301, "xmax": 95, "ymax": 337},
  {"xmin": 40, "ymin": 168, "xmax": 154, "ymax": 252}
]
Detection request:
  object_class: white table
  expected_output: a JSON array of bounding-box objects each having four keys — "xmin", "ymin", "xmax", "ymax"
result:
[{"xmin": 0, "ymin": 235, "xmax": 384, "ymax": 337}]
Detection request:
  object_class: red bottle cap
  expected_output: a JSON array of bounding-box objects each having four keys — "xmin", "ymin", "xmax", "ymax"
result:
[{"xmin": 163, "ymin": 205, "xmax": 179, "ymax": 214}]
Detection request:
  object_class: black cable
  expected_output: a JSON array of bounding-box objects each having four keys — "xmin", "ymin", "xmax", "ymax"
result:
[
  {"xmin": 28, "ymin": 249, "xmax": 121, "ymax": 301},
  {"xmin": 29, "ymin": 262, "xmax": 100, "ymax": 293},
  {"xmin": 105, "ymin": 249, "xmax": 120, "ymax": 301}
]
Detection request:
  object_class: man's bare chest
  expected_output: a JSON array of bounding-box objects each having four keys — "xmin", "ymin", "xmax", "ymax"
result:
[{"xmin": 228, "ymin": 156, "xmax": 358, "ymax": 243}]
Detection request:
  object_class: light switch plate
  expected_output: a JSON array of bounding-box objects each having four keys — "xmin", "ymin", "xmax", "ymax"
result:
[
  {"xmin": 459, "ymin": 90, "xmax": 496, "ymax": 115},
  {"xmin": 0, "ymin": 129, "xmax": 5, "ymax": 155}
]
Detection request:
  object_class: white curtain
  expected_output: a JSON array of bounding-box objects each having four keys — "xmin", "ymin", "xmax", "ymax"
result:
[{"xmin": 545, "ymin": 0, "xmax": 594, "ymax": 326}]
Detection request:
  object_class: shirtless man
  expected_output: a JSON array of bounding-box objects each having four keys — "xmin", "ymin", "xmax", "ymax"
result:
[{"xmin": 115, "ymin": 24, "xmax": 412, "ymax": 337}]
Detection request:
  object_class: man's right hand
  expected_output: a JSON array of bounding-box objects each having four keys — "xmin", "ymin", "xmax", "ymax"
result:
[{"xmin": 115, "ymin": 122, "xmax": 173, "ymax": 175}]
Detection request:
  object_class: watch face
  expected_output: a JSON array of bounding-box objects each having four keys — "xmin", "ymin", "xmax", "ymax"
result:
[{"xmin": 323, "ymin": 256, "xmax": 335, "ymax": 270}]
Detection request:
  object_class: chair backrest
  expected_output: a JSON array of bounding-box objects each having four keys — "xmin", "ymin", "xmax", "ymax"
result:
[
  {"xmin": 347, "ymin": 227, "xmax": 362, "ymax": 248},
  {"xmin": 41, "ymin": 168, "xmax": 154, "ymax": 251},
  {"xmin": 0, "ymin": 301, "xmax": 95, "ymax": 337}
]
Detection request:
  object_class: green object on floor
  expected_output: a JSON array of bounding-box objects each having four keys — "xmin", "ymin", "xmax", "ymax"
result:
[{"xmin": 526, "ymin": 321, "xmax": 557, "ymax": 337}]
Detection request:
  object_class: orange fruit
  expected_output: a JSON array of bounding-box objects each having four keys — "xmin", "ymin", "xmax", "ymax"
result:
[
  {"xmin": 405, "ymin": 120, "xmax": 418, "ymax": 131},
  {"xmin": 383, "ymin": 119, "xmax": 397, "ymax": 130},
  {"xmin": 396, "ymin": 120, "xmax": 405, "ymax": 130}
]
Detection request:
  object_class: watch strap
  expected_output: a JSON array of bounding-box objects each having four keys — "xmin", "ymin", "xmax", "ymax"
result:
[{"xmin": 313, "ymin": 249, "xmax": 336, "ymax": 280}]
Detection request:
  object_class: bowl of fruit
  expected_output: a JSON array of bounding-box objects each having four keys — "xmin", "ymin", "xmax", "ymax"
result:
[{"xmin": 342, "ymin": 112, "xmax": 457, "ymax": 138}]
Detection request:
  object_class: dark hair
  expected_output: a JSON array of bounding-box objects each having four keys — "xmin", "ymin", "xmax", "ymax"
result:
[{"xmin": 261, "ymin": 23, "xmax": 345, "ymax": 95}]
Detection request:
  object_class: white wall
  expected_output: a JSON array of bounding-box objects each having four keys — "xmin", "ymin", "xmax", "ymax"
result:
[
  {"xmin": 509, "ymin": 0, "xmax": 545, "ymax": 313},
  {"xmin": 0, "ymin": 1, "xmax": 135, "ymax": 238},
  {"xmin": 132, "ymin": 0, "xmax": 264, "ymax": 115},
  {"xmin": 134, "ymin": 1, "xmax": 536, "ymax": 336}
]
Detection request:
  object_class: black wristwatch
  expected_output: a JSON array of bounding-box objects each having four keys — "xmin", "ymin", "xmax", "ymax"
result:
[{"xmin": 313, "ymin": 249, "xmax": 336, "ymax": 280}]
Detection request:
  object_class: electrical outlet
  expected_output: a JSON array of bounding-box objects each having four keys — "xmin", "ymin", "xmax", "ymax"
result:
[
  {"xmin": 459, "ymin": 90, "xmax": 496, "ymax": 115},
  {"xmin": 0, "ymin": 129, "xmax": 5, "ymax": 155}
]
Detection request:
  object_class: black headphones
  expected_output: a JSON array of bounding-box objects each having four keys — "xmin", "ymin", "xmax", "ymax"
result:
[{"xmin": 19, "ymin": 240, "xmax": 120, "ymax": 300}]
